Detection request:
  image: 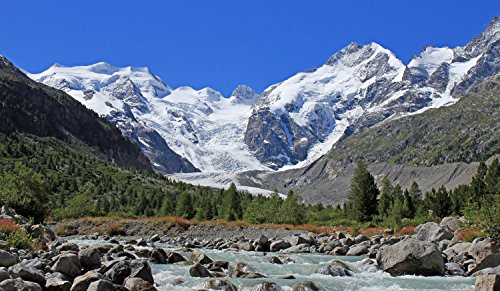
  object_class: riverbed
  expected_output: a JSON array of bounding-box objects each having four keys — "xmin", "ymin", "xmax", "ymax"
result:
[{"xmin": 71, "ymin": 238, "xmax": 475, "ymax": 290}]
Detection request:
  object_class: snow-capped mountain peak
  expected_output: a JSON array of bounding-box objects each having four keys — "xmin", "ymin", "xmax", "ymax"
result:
[{"xmin": 230, "ymin": 84, "xmax": 259, "ymax": 104}]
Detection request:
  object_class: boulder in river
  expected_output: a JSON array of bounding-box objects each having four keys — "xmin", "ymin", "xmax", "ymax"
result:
[
  {"xmin": 229, "ymin": 262, "xmax": 265, "ymax": 278},
  {"xmin": 202, "ymin": 278, "xmax": 238, "ymax": 291},
  {"xmin": 124, "ymin": 277, "xmax": 158, "ymax": 291},
  {"xmin": 248, "ymin": 281, "xmax": 281, "ymax": 290},
  {"xmin": 292, "ymin": 280, "xmax": 320, "ymax": 291},
  {"xmin": 377, "ymin": 238, "xmax": 445, "ymax": 276},
  {"xmin": 270, "ymin": 240, "xmax": 291, "ymax": 252},
  {"xmin": 189, "ymin": 263, "xmax": 213, "ymax": 278},
  {"xmin": 190, "ymin": 250, "xmax": 213, "ymax": 265},
  {"xmin": 346, "ymin": 245, "xmax": 369, "ymax": 256},
  {"xmin": 317, "ymin": 260, "xmax": 356, "ymax": 277}
]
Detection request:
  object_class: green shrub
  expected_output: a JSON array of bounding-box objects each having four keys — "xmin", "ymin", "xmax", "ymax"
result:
[{"xmin": 6, "ymin": 230, "xmax": 33, "ymax": 249}]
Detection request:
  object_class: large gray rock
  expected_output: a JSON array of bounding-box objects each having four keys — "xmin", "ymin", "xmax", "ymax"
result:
[
  {"xmin": 103, "ymin": 261, "xmax": 130, "ymax": 285},
  {"xmin": 78, "ymin": 247, "xmax": 102, "ymax": 271},
  {"xmin": 128, "ymin": 260, "xmax": 154, "ymax": 284},
  {"xmin": 56, "ymin": 242, "xmax": 80, "ymax": 253},
  {"xmin": 87, "ymin": 279, "xmax": 115, "ymax": 291},
  {"xmin": 377, "ymin": 238, "xmax": 445, "ymax": 276},
  {"xmin": 415, "ymin": 222, "xmax": 454, "ymax": 242},
  {"xmin": 288, "ymin": 235, "xmax": 312, "ymax": 247},
  {"xmin": 445, "ymin": 262, "xmax": 465, "ymax": 276},
  {"xmin": 44, "ymin": 272, "xmax": 71, "ymax": 291},
  {"xmin": 282, "ymin": 244, "xmax": 310, "ymax": 254},
  {"xmin": 317, "ymin": 260, "xmax": 356, "ymax": 277},
  {"xmin": 467, "ymin": 238, "xmax": 500, "ymax": 275},
  {"xmin": 474, "ymin": 274, "xmax": 500, "ymax": 291},
  {"xmin": 229, "ymin": 262, "xmax": 265, "ymax": 278},
  {"xmin": 0, "ymin": 278, "xmax": 42, "ymax": 291},
  {"xmin": 8, "ymin": 264, "xmax": 45, "ymax": 285},
  {"xmin": 189, "ymin": 263, "xmax": 213, "ymax": 278},
  {"xmin": 202, "ymin": 279, "xmax": 237, "ymax": 291},
  {"xmin": 346, "ymin": 245, "xmax": 369, "ymax": 256},
  {"xmin": 124, "ymin": 277, "xmax": 158, "ymax": 291},
  {"xmin": 440, "ymin": 217, "xmax": 462, "ymax": 232},
  {"xmin": 52, "ymin": 253, "xmax": 82, "ymax": 278},
  {"xmin": 270, "ymin": 240, "xmax": 291, "ymax": 252},
  {"xmin": 70, "ymin": 271, "xmax": 102, "ymax": 291},
  {"xmin": 166, "ymin": 252, "xmax": 186, "ymax": 264},
  {"xmin": 0, "ymin": 251, "xmax": 16, "ymax": 268},
  {"xmin": 292, "ymin": 280, "xmax": 320, "ymax": 291},
  {"xmin": 473, "ymin": 266, "xmax": 500, "ymax": 277},
  {"xmin": 248, "ymin": 281, "xmax": 282, "ymax": 291},
  {"xmin": 190, "ymin": 250, "xmax": 212, "ymax": 265}
]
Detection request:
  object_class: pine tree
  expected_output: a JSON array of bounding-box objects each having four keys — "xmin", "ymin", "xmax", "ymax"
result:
[
  {"xmin": 425, "ymin": 186, "xmax": 452, "ymax": 218},
  {"xmin": 377, "ymin": 178, "xmax": 394, "ymax": 217},
  {"xmin": 175, "ymin": 192, "xmax": 193, "ymax": 219},
  {"xmin": 484, "ymin": 159, "xmax": 500, "ymax": 196},
  {"xmin": 402, "ymin": 189, "xmax": 414, "ymax": 218},
  {"xmin": 347, "ymin": 162, "xmax": 379, "ymax": 222},
  {"xmin": 277, "ymin": 191, "xmax": 304, "ymax": 225},
  {"xmin": 221, "ymin": 183, "xmax": 242, "ymax": 221},
  {"xmin": 469, "ymin": 161, "xmax": 488, "ymax": 204}
]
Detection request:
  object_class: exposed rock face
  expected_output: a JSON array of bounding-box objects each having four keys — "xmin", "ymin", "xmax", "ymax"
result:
[{"xmin": 377, "ymin": 238, "xmax": 445, "ymax": 276}]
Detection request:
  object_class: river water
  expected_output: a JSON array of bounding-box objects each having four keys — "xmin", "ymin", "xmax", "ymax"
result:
[{"xmin": 72, "ymin": 239, "xmax": 475, "ymax": 291}]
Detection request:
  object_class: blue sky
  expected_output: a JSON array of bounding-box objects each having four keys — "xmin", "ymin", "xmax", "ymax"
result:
[{"xmin": 0, "ymin": 0, "xmax": 497, "ymax": 96}]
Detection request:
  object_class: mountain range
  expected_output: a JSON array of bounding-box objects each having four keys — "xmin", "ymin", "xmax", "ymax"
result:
[{"xmin": 16, "ymin": 15, "xmax": 500, "ymax": 201}]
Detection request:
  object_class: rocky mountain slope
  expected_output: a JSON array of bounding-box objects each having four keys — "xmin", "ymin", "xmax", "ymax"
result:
[
  {"xmin": 28, "ymin": 16, "xmax": 499, "ymax": 182},
  {"xmin": 0, "ymin": 56, "xmax": 152, "ymax": 171},
  {"xmin": 240, "ymin": 76, "xmax": 500, "ymax": 205},
  {"xmin": 245, "ymin": 16, "xmax": 499, "ymax": 169}
]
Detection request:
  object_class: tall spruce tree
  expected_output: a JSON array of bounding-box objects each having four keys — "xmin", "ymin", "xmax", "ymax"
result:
[
  {"xmin": 221, "ymin": 183, "xmax": 242, "ymax": 221},
  {"xmin": 377, "ymin": 178, "xmax": 394, "ymax": 217},
  {"xmin": 347, "ymin": 162, "xmax": 379, "ymax": 222}
]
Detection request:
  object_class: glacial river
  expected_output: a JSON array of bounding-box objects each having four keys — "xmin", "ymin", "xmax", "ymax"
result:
[{"xmin": 72, "ymin": 239, "xmax": 475, "ymax": 290}]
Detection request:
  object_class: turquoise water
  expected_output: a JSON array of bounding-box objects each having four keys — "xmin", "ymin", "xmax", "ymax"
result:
[{"xmin": 72, "ymin": 239, "xmax": 475, "ymax": 290}]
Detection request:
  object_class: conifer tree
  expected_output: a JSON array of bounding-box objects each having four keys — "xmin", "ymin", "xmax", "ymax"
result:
[
  {"xmin": 377, "ymin": 178, "xmax": 394, "ymax": 217},
  {"xmin": 347, "ymin": 162, "xmax": 379, "ymax": 222}
]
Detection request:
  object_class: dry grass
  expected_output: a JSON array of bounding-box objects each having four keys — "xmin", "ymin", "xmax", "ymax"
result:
[
  {"xmin": 457, "ymin": 227, "xmax": 483, "ymax": 242},
  {"xmin": 396, "ymin": 226, "xmax": 416, "ymax": 237},
  {"xmin": 360, "ymin": 227, "xmax": 385, "ymax": 237},
  {"xmin": 0, "ymin": 219, "xmax": 21, "ymax": 235}
]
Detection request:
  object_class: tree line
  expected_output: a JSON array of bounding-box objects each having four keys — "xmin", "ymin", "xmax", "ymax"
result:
[{"xmin": 0, "ymin": 132, "xmax": 498, "ymax": 241}]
